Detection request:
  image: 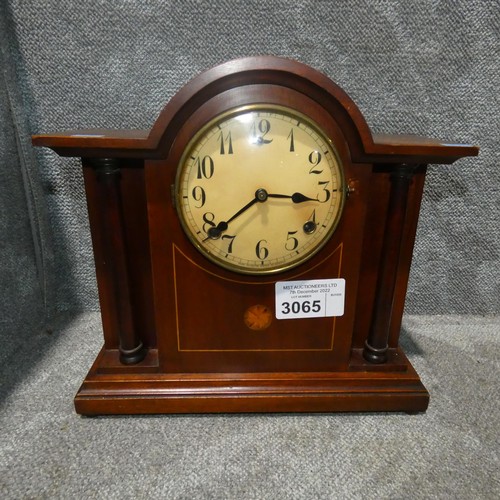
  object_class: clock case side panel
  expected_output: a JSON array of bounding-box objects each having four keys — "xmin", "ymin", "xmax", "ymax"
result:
[
  {"xmin": 82, "ymin": 158, "xmax": 157, "ymax": 354},
  {"xmin": 352, "ymin": 164, "xmax": 428, "ymax": 349}
]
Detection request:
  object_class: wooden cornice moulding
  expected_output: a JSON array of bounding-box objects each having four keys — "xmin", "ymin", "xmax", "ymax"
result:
[{"xmin": 33, "ymin": 56, "xmax": 478, "ymax": 163}]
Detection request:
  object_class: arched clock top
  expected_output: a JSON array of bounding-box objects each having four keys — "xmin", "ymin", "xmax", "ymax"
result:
[
  {"xmin": 32, "ymin": 56, "xmax": 478, "ymax": 164},
  {"xmin": 146, "ymin": 56, "xmax": 374, "ymax": 161}
]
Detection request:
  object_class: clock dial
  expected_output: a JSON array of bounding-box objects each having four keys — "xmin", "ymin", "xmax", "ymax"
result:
[{"xmin": 175, "ymin": 105, "xmax": 345, "ymax": 274}]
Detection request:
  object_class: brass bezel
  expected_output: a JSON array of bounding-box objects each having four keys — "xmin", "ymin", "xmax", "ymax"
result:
[{"xmin": 175, "ymin": 104, "xmax": 346, "ymax": 275}]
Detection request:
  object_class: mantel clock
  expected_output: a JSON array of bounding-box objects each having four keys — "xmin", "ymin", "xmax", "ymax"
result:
[{"xmin": 33, "ymin": 57, "xmax": 478, "ymax": 415}]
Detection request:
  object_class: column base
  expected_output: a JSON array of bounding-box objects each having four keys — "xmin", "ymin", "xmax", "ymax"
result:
[
  {"xmin": 119, "ymin": 342, "xmax": 148, "ymax": 365},
  {"xmin": 363, "ymin": 340, "xmax": 389, "ymax": 364}
]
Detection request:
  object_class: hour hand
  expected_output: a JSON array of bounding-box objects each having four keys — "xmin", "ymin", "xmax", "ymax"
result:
[{"xmin": 268, "ymin": 192, "xmax": 317, "ymax": 203}]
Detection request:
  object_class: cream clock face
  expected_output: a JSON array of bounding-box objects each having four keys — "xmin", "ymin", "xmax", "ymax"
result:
[{"xmin": 175, "ymin": 104, "xmax": 345, "ymax": 274}]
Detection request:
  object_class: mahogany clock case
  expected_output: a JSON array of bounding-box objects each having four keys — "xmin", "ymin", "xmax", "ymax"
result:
[
  {"xmin": 32, "ymin": 57, "xmax": 478, "ymax": 415},
  {"xmin": 151, "ymin": 84, "xmax": 366, "ymax": 375}
]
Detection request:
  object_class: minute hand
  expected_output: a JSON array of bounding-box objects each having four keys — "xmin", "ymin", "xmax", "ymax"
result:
[
  {"xmin": 267, "ymin": 192, "xmax": 317, "ymax": 203},
  {"xmin": 224, "ymin": 196, "xmax": 260, "ymax": 226},
  {"xmin": 205, "ymin": 195, "xmax": 260, "ymax": 240}
]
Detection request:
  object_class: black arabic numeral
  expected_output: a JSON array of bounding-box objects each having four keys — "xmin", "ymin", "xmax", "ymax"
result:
[
  {"xmin": 218, "ymin": 131, "xmax": 233, "ymax": 155},
  {"xmin": 285, "ymin": 231, "xmax": 299, "ymax": 251},
  {"xmin": 316, "ymin": 180, "xmax": 331, "ymax": 203},
  {"xmin": 308, "ymin": 151, "xmax": 323, "ymax": 174},
  {"xmin": 256, "ymin": 239, "xmax": 269, "ymax": 260},
  {"xmin": 221, "ymin": 234, "xmax": 236, "ymax": 253},
  {"xmin": 287, "ymin": 128, "xmax": 295, "ymax": 152},
  {"xmin": 252, "ymin": 119, "xmax": 273, "ymax": 145},
  {"xmin": 191, "ymin": 186, "xmax": 206, "ymax": 208},
  {"xmin": 309, "ymin": 209, "xmax": 316, "ymax": 224},
  {"xmin": 196, "ymin": 155, "xmax": 214, "ymax": 179},
  {"xmin": 202, "ymin": 212, "xmax": 216, "ymax": 233}
]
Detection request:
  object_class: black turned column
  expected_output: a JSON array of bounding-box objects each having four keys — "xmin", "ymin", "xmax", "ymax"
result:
[
  {"xmin": 90, "ymin": 158, "xmax": 147, "ymax": 365},
  {"xmin": 363, "ymin": 164, "xmax": 417, "ymax": 364}
]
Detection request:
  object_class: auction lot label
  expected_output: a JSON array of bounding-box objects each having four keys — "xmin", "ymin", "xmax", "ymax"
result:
[{"xmin": 275, "ymin": 279, "xmax": 345, "ymax": 319}]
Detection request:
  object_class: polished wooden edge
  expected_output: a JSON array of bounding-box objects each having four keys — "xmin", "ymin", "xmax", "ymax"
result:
[
  {"xmin": 372, "ymin": 133, "xmax": 478, "ymax": 150},
  {"xmin": 75, "ymin": 392, "xmax": 430, "ymax": 415},
  {"xmin": 74, "ymin": 346, "xmax": 429, "ymax": 415},
  {"xmin": 31, "ymin": 56, "xmax": 479, "ymax": 163},
  {"xmin": 369, "ymin": 133, "xmax": 479, "ymax": 160},
  {"xmin": 31, "ymin": 130, "xmax": 149, "ymax": 151},
  {"xmin": 32, "ymin": 129, "xmax": 478, "ymax": 163},
  {"xmin": 74, "ymin": 383, "xmax": 429, "ymax": 415}
]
